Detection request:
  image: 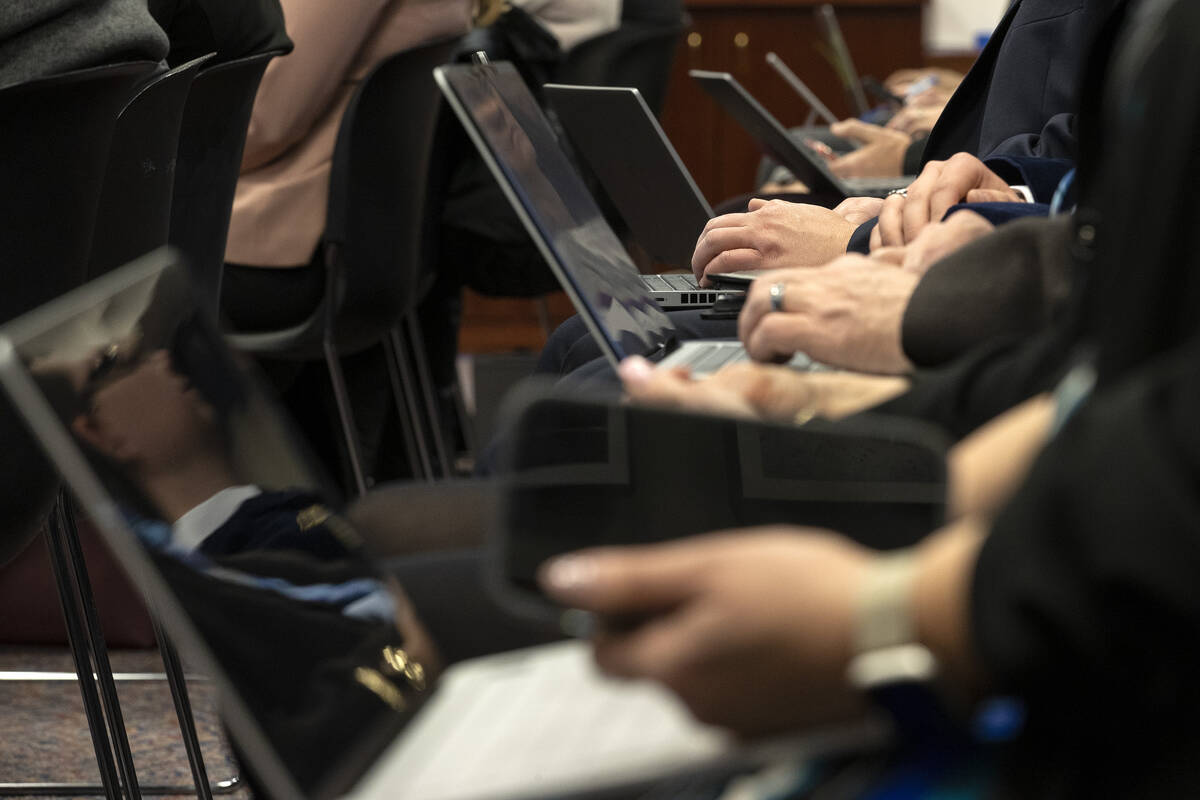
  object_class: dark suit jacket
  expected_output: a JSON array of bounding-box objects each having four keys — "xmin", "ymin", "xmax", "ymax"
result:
[
  {"xmin": 921, "ymin": 0, "xmax": 1115, "ymax": 164},
  {"xmin": 901, "ymin": 215, "xmax": 1075, "ymax": 368}
]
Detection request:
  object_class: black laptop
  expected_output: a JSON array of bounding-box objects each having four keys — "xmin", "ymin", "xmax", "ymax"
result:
[
  {"xmin": 690, "ymin": 70, "xmax": 912, "ymax": 200},
  {"xmin": 545, "ymin": 83, "xmax": 715, "ymax": 274},
  {"xmin": 0, "ymin": 252, "xmax": 868, "ymax": 799},
  {"xmin": 437, "ymin": 62, "xmax": 817, "ymax": 376}
]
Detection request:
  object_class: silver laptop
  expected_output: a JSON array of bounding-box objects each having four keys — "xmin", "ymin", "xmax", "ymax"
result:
[
  {"xmin": 545, "ymin": 85, "xmax": 715, "ymax": 273},
  {"xmin": 0, "ymin": 252, "xmax": 870, "ymax": 799},
  {"xmin": 690, "ymin": 70, "xmax": 912, "ymax": 199},
  {"xmin": 437, "ymin": 61, "xmax": 816, "ymax": 376}
]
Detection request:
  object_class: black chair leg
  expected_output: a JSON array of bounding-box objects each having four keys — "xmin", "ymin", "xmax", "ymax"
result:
[
  {"xmin": 404, "ymin": 315, "xmax": 453, "ymax": 479},
  {"xmin": 153, "ymin": 620, "xmax": 215, "ymax": 800},
  {"xmin": 39, "ymin": 507, "xmax": 123, "ymax": 800},
  {"xmin": 54, "ymin": 494, "xmax": 143, "ymax": 800},
  {"xmin": 323, "ymin": 337, "xmax": 369, "ymax": 496},
  {"xmin": 383, "ymin": 330, "xmax": 432, "ymax": 481},
  {"xmin": 450, "ymin": 376, "xmax": 477, "ymax": 465}
]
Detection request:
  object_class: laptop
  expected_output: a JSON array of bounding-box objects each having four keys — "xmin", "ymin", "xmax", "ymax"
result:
[
  {"xmin": 816, "ymin": 3, "xmax": 870, "ymax": 116},
  {"xmin": 690, "ymin": 70, "xmax": 912, "ymax": 199},
  {"xmin": 436, "ymin": 61, "xmax": 816, "ymax": 376},
  {"xmin": 765, "ymin": 51, "xmax": 839, "ymax": 126},
  {"xmin": 545, "ymin": 84, "xmax": 715, "ymax": 274},
  {"xmin": 0, "ymin": 252, "xmax": 877, "ymax": 799}
]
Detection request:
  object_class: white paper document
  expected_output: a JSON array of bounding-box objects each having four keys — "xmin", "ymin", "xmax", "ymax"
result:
[{"xmin": 346, "ymin": 641, "xmax": 884, "ymax": 800}]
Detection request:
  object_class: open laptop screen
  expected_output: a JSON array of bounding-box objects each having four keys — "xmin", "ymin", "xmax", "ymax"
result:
[
  {"xmin": 0, "ymin": 253, "xmax": 412, "ymax": 800},
  {"xmin": 436, "ymin": 62, "xmax": 678, "ymax": 362}
]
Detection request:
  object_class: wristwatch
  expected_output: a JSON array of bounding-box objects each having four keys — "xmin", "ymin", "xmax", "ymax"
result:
[{"xmin": 846, "ymin": 552, "xmax": 954, "ymax": 738}]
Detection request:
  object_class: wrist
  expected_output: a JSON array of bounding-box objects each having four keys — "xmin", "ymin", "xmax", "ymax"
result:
[{"xmin": 912, "ymin": 520, "xmax": 987, "ymax": 699}]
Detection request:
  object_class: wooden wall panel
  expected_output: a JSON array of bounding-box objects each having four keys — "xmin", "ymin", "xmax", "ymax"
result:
[{"xmin": 661, "ymin": 1, "xmax": 925, "ymax": 203}]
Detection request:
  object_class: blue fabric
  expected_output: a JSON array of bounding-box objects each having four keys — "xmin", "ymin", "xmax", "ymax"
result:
[
  {"xmin": 849, "ymin": 217, "xmax": 880, "ymax": 254},
  {"xmin": 984, "ymin": 155, "xmax": 1076, "ymax": 202},
  {"xmin": 944, "ymin": 201, "xmax": 1051, "ymax": 226},
  {"xmin": 124, "ymin": 496, "xmax": 395, "ymax": 623},
  {"xmin": 921, "ymin": 0, "xmax": 1101, "ymax": 164}
]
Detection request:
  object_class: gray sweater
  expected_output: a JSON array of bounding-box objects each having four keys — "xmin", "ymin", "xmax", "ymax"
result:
[{"xmin": 0, "ymin": 0, "xmax": 168, "ymax": 89}]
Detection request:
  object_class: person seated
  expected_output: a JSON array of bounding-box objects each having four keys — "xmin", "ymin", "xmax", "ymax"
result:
[
  {"xmin": 0, "ymin": 0, "xmax": 167, "ymax": 88},
  {"xmin": 535, "ymin": 4, "xmax": 1200, "ymax": 787},
  {"xmin": 221, "ymin": 0, "xmax": 472, "ymax": 331}
]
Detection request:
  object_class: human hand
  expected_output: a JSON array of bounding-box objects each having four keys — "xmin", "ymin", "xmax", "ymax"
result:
[
  {"xmin": 618, "ymin": 356, "xmax": 909, "ymax": 422},
  {"xmin": 870, "ymin": 210, "xmax": 995, "ymax": 275},
  {"xmin": 871, "ymin": 153, "xmax": 1020, "ymax": 249},
  {"xmin": 884, "ymin": 67, "xmax": 963, "ymax": 97},
  {"xmin": 886, "ymin": 104, "xmax": 944, "ymax": 136},
  {"xmin": 736, "ymin": 257, "xmax": 918, "ymax": 374},
  {"xmin": 692, "ymin": 199, "xmax": 858, "ymax": 285},
  {"xmin": 828, "ymin": 119, "xmax": 911, "ymax": 179},
  {"xmin": 540, "ymin": 529, "xmax": 873, "ymax": 735},
  {"xmin": 832, "ymin": 196, "xmax": 885, "ymax": 226}
]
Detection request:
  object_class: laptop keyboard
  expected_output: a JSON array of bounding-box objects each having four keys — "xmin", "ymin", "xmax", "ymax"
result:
[
  {"xmin": 678, "ymin": 344, "xmax": 747, "ymax": 373},
  {"xmin": 642, "ymin": 274, "xmax": 700, "ymax": 291}
]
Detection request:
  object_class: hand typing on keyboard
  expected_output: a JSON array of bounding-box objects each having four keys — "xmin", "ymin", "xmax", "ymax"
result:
[{"xmin": 691, "ymin": 199, "xmax": 859, "ymax": 285}]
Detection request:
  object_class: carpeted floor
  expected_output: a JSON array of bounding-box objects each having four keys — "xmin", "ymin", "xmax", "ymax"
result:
[{"xmin": 0, "ymin": 646, "xmax": 249, "ymax": 799}]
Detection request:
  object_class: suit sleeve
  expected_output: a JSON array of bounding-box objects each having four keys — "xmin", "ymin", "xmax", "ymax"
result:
[
  {"xmin": 901, "ymin": 215, "xmax": 1074, "ymax": 368},
  {"xmin": 973, "ymin": 337, "xmax": 1200, "ymax": 736},
  {"xmin": 983, "ymin": 111, "xmax": 1078, "ymax": 163}
]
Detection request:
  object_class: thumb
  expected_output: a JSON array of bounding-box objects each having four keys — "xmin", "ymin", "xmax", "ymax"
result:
[{"xmin": 747, "ymin": 197, "xmax": 769, "ymax": 212}]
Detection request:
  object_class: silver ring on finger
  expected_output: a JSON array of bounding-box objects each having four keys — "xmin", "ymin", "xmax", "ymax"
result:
[
  {"xmin": 887, "ymin": 187, "xmax": 908, "ymax": 198},
  {"xmin": 769, "ymin": 282, "xmax": 786, "ymax": 313}
]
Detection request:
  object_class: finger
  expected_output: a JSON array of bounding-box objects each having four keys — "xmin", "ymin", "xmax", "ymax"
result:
[
  {"xmin": 869, "ymin": 222, "xmax": 883, "ymax": 251},
  {"xmin": 876, "ymin": 192, "xmax": 907, "ymax": 248},
  {"xmin": 618, "ymin": 356, "xmax": 692, "ymax": 408},
  {"xmin": 704, "ymin": 249, "xmax": 763, "ymax": 281},
  {"xmin": 830, "ymin": 118, "xmax": 882, "ymax": 144},
  {"xmin": 744, "ymin": 312, "xmax": 805, "ymax": 363},
  {"xmin": 899, "ymin": 160, "xmax": 948, "ymax": 244},
  {"xmin": 829, "ymin": 150, "xmax": 869, "ymax": 180},
  {"xmin": 539, "ymin": 544, "xmax": 708, "ymax": 614},
  {"xmin": 737, "ymin": 280, "xmax": 772, "ymax": 345},
  {"xmin": 698, "ymin": 212, "xmax": 751, "ymax": 240},
  {"xmin": 925, "ymin": 169, "xmax": 980, "ymax": 230},
  {"xmin": 870, "ymin": 246, "xmax": 906, "ymax": 266},
  {"xmin": 966, "ymin": 188, "xmax": 1018, "ymax": 204},
  {"xmin": 692, "ymin": 226, "xmax": 756, "ymax": 279},
  {"xmin": 736, "ymin": 271, "xmax": 809, "ymax": 343},
  {"xmin": 747, "ymin": 197, "xmax": 770, "ymax": 212}
]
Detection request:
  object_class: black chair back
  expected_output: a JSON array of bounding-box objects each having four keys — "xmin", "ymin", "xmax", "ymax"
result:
[
  {"xmin": 555, "ymin": 18, "xmax": 688, "ymax": 115},
  {"xmin": 88, "ymin": 54, "xmax": 213, "ymax": 279},
  {"xmin": 170, "ymin": 50, "xmax": 283, "ymax": 308},
  {"xmin": 322, "ymin": 37, "xmax": 462, "ymax": 352},
  {"xmin": 0, "ymin": 60, "xmax": 155, "ymax": 564},
  {"xmin": 0, "ymin": 61, "xmax": 157, "ymax": 323}
]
